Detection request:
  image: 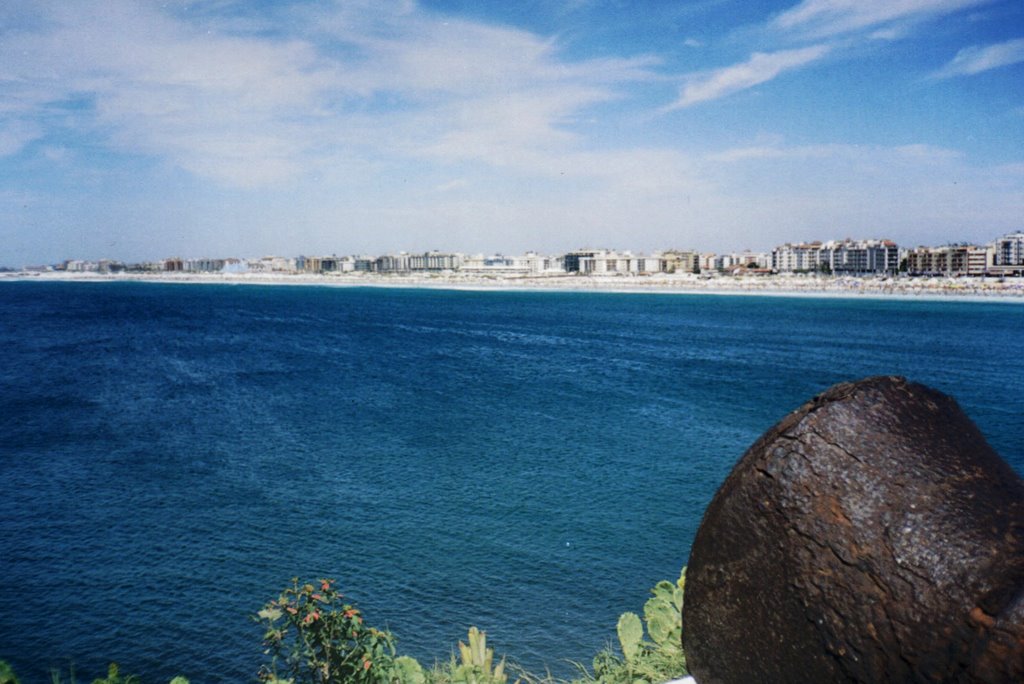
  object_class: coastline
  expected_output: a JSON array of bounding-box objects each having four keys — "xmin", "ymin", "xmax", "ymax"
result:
[{"xmin": 4, "ymin": 270, "xmax": 1024, "ymax": 303}]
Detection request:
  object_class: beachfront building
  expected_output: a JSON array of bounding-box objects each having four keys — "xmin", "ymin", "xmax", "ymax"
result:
[
  {"xmin": 516, "ymin": 252, "xmax": 565, "ymax": 274},
  {"xmin": 715, "ymin": 251, "xmax": 771, "ymax": 270},
  {"xmin": 352, "ymin": 256, "xmax": 376, "ymax": 272},
  {"xmin": 297, "ymin": 255, "xmax": 348, "ymax": 273},
  {"xmin": 375, "ymin": 253, "xmax": 412, "ymax": 273},
  {"xmin": 772, "ymin": 242, "xmax": 823, "ymax": 272},
  {"xmin": 63, "ymin": 260, "xmax": 99, "ymax": 272},
  {"xmin": 905, "ymin": 245, "xmax": 989, "ymax": 276},
  {"xmin": 572, "ymin": 250, "xmax": 657, "ymax": 275},
  {"xmin": 820, "ymin": 239, "xmax": 899, "ymax": 275},
  {"xmin": 247, "ymin": 256, "xmax": 298, "ymax": 273},
  {"xmin": 407, "ymin": 251, "xmax": 462, "ymax": 271},
  {"xmin": 222, "ymin": 258, "xmax": 248, "ymax": 274},
  {"xmin": 661, "ymin": 250, "xmax": 701, "ymax": 273},
  {"xmin": 989, "ymin": 232, "xmax": 1024, "ymax": 276},
  {"xmin": 563, "ymin": 250, "xmax": 599, "ymax": 273},
  {"xmin": 183, "ymin": 258, "xmax": 227, "ymax": 272},
  {"xmin": 462, "ymin": 252, "xmax": 568, "ymax": 275},
  {"xmin": 564, "ymin": 249, "xmax": 699, "ymax": 275}
]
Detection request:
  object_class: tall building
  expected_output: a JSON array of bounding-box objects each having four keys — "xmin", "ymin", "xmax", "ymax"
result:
[
  {"xmin": 991, "ymin": 232, "xmax": 1024, "ymax": 275},
  {"xmin": 771, "ymin": 242, "xmax": 823, "ymax": 272},
  {"xmin": 821, "ymin": 239, "xmax": 899, "ymax": 275}
]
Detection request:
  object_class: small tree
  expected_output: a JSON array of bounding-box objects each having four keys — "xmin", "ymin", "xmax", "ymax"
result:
[{"xmin": 256, "ymin": 579, "xmax": 396, "ymax": 684}]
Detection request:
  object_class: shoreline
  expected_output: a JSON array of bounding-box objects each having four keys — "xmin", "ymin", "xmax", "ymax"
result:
[{"xmin": 4, "ymin": 270, "xmax": 1024, "ymax": 303}]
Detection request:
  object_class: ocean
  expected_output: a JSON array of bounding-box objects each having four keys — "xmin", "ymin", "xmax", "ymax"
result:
[{"xmin": 1, "ymin": 281, "xmax": 1021, "ymax": 682}]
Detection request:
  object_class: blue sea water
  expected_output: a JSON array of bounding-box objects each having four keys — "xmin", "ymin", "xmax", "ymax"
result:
[{"xmin": 0, "ymin": 281, "xmax": 1021, "ymax": 682}]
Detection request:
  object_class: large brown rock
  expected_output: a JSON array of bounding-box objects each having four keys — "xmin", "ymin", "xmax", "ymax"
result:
[{"xmin": 682, "ymin": 376, "xmax": 1024, "ymax": 683}]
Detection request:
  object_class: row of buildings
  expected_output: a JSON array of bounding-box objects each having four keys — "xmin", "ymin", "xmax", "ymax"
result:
[
  {"xmin": 57, "ymin": 232, "xmax": 1024, "ymax": 278},
  {"xmin": 773, "ymin": 234, "xmax": 1024, "ymax": 277}
]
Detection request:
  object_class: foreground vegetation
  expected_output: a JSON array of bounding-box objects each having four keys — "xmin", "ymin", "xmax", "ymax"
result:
[{"xmin": 1, "ymin": 570, "xmax": 687, "ymax": 684}]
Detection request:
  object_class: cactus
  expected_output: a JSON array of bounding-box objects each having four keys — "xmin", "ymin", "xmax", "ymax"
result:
[
  {"xmin": 594, "ymin": 568, "xmax": 688, "ymax": 683},
  {"xmin": 642, "ymin": 570, "xmax": 684, "ymax": 654},
  {"xmin": 448, "ymin": 627, "xmax": 508, "ymax": 684},
  {"xmin": 616, "ymin": 612, "xmax": 643, "ymax": 662}
]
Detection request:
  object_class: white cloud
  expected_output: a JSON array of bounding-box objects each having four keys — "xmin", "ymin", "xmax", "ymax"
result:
[
  {"xmin": 709, "ymin": 142, "xmax": 963, "ymax": 163},
  {"xmin": 0, "ymin": 1, "xmax": 660, "ymax": 188},
  {"xmin": 931, "ymin": 37, "xmax": 1024, "ymax": 78},
  {"xmin": 666, "ymin": 45, "xmax": 830, "ymax": 109},
  {"xmin": 774, "ymin": 0, "xmax": 995, "ymax": 39}
]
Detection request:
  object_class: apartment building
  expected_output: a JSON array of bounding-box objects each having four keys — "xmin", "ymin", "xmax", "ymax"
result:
[
  {"xmin": 990, "ymin": 232, "xmax": 1024, "ymax": 276},
  {"xmin": 821, "ymin": 239, "xmax": 899, "ymax": 275},
  {"xmin": 771, "ymin": 242, "xmax": 823, "ymax": 272},
  {"xmin": 905, "ymin": 245, "xmax": 989, "ymax": 276}
]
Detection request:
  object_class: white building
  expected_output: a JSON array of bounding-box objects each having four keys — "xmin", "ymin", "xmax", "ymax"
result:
[
  {"xmin": 772, "ymin": 242, "xmax": 823, "ymax": 273},
  {"xmin": 248, "ymin": 256, "xmax": 298, "ymax": 273},
  {"xmin": 460, "ymin": 254, "xmax": 534, "ymax": 275},
  {"xmin": 990, "ymin": 232, "xmax": 1024, "ymax": 275},
  {"xmin": 375, "ymin": 253, "xmax": 412, "ymax": 273},
  {"xmin": 820, "ymin": 239, "xmax": 899, "ymax": 275},
  {"xmin": 184, "ymin": 258, "xmax": 226, "ymax": 273},
  {"xmin": 407, "ymin": 252, "xmax": 462, "ymax": 271}
]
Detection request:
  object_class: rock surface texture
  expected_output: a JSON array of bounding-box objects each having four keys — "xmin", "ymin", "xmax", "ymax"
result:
[{"xmin": 682, "ymin": 376, "xmax": 1024, "ymax": 683}]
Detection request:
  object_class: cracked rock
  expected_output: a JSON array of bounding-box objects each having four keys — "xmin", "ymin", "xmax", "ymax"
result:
[{"xmin": 682, "ymin": 376, "xmax": 1024, "ymax": 683}]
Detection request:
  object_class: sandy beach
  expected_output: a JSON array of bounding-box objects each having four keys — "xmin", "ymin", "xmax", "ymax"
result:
[{"xmin": 4, "ymin": 269, "xmax": 1024, "ymax": 302}]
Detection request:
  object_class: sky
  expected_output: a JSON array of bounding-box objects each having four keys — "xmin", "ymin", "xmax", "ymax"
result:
[{"xmin": 1, "ymin": 0, "xmax": 1023, "ymax": 265}]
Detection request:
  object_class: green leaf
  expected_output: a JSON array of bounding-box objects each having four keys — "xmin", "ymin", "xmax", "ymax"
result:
[{"xmin": 617, "ymin": 611, "xmax": 643, "ymax": 662}]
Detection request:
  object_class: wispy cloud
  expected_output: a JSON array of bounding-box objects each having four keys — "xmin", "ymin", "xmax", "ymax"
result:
[
  {"xmin": 708, "ymin": 142, "xmax": 964, "ymax": 163},
  {"xmin": 931, "ymin": 37, "xmax": 1024, "ymax": 77},
  {"xmin": 774, "ymin": 0, "xmax": 995, "ymax": 39},
  {"xmin": 0, "ymin": 1, "xmax": 659, "ymax": 188},
  {"xmin": 666, "ymin": 45, "xmax": 830, "ymax": 110}
]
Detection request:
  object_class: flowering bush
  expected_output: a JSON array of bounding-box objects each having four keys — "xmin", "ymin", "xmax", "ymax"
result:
[{"xmin": 256, "ymin": 578, "xmax": 397, "ymax": 684}]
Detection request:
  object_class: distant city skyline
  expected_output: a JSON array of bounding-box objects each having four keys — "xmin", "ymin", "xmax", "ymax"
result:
[{"xmin": 2, "ymin": 0, "xmax": 1023, "ymax": 265}]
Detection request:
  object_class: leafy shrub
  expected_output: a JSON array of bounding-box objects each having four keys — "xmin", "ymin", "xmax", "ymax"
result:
[{"xmin": 255, "ymin": 578, "xmax": 397, "ymax": 684}]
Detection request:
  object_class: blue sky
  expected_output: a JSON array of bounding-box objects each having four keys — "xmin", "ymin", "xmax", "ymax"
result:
[{"xmin": 1, "ymin": 0, "xmax": 1022, "ymax": 265}]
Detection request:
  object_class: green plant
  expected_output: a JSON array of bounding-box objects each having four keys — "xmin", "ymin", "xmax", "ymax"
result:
[
  {"xmin": 45, "ymin": 663, "xmax": 187, "ymax": 684},
  {"xmin": 391, "ymin": 656, "xmax": 426, "ymax": 684},
  {"xmin": 91, "ymin": 663, "xmax": 139, "ymax": 684},
  {"xmin": 256, "ymin": 578, "xmax": 397, "ymax": 684},
  {"xmin": 0, "ymin": 660, "xmax": 20, "ymax": 684},
  {"xmin": 588, "ymin": 568, "xmax": 687, "ymax": 684},
  {"xmin": 443, "ymin": 627, "xmax": 509, "ymax": 684}
]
